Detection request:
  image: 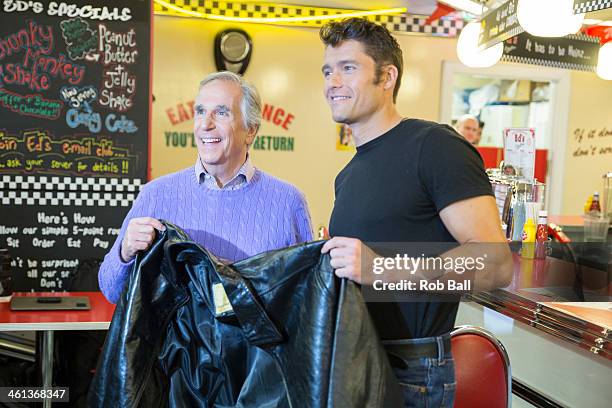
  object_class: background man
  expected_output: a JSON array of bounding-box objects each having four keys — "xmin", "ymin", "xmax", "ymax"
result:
[
  {"xmin": 318, "ymin": 18, "xmax": 511, "ymax": 407},
  {"xmin": 454, "ymin": 114, "xmax": 481, "ymax": 145},
  {"xmin": 99, "ymin": 71, "xmax": 312, "ymax": 303}
]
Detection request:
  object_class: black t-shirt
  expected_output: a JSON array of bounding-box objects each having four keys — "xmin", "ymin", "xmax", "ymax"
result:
[{"xmin": 329, "ymin": 118, "xmax": 493, "ymax": 340}]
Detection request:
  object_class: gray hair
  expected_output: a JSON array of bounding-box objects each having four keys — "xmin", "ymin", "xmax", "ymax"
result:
[
  {"xmin": 199, "ymin": 71, "xmax": 262, "ymax": 133},
  {"xmin": 455, "ymin": 114, "xmax": 479, "ymax": 129}
]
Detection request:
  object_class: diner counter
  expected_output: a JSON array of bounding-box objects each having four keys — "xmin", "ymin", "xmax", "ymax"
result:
[
  {"xmin": 548, "ymin": 214, "xmax": 612, "ymax": 242},
  {"xmin": 469, "ymin": 243, "xmax": 611, "ymax": 360}
]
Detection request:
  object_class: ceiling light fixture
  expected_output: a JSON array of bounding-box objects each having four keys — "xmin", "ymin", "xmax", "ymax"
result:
[
  {"xmin": 154, "ymin": 0, "xmax": 407, "ymax": 23},
  {"xmin": 517, "ymin": 0, "xmax": 585, "ymax": 37},
  {"xmin": 439, "ymin": 0, "xmax": 488, "ymax": 16},
  {"xmin": 456, "ymin": 21, "xmax": 503, "ymax": 67},
  {"xmin": 596, "ymin": 42, "xmax": 612, "ymax": 80}
]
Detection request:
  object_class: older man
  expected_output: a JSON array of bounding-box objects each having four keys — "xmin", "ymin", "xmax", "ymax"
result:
[
  {"xmin": 99, "ymin": 71, "xmax": 312, "ymax": 303},
  {"xmin": 454, "ymin": 114, "xmax": 481, "ymax": 145}
]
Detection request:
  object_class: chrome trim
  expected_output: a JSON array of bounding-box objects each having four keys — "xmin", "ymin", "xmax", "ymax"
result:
[
  {"xmin": 0, "ymin": 337, "xmax": 35, "ymax": 355},
  {"xmin": 451, "ymin": 325, "xmax": 512, "ymax": 408},
  {"xmin": 0, "ymin": 348, "xmax": 35, "ymax": 363},
  {"xmin": 468, "ymin": 292, "xmax": 612, "ymax": 359}
]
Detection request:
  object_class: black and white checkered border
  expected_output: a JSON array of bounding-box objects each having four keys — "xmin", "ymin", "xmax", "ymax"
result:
[
  {"xmin": 154, "ymin": 0, "xmax": 464, "ymax": 37},
  {"xmin": 566, "ymin": 33, "xmax": 601, "ymax": 43},
  {"xmin": 501, "ymin": 54, "xmax": 596, "ymax": 72},
  {"xmin": 157, "ymin": 0, "xmax": 370, "ymax": 23},
  {"xmin": 371, "ymin": 15, "xmax": 462, "ymax": 37},
  {"xmin": 0, "ymin": 190, "xmax": 137, "ymax": 206},
  {"xmin": 0, "ymin": 175, "xmax": 142, "ymax": 192},
  {"xmin": 574, "ymin": 0, "xmax": 612, "ymax": 14}
]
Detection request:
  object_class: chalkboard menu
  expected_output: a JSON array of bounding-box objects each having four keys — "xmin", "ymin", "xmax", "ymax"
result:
[{"xmin": 0, "ymin": 0, "xmax": 151, "ymax": 291}]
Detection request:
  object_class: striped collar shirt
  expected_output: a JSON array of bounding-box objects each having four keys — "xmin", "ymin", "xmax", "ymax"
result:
[{"xmin": 194, "ymin": 155, "xmax": 255, "ymax": 190}]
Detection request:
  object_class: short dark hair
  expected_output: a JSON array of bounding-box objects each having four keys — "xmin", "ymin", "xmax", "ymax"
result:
[{"xmin": 319, "ymin": 18, "xmax": 403, "ymax": 103}]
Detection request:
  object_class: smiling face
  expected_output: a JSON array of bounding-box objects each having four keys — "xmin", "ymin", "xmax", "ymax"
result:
[
  {"xmin": 322, "ymin": 40, "xmax": 388, "ymax": 127},
  {"xmin": 193, "ymin": 79, "xmax": 256, "ymax": 180}
]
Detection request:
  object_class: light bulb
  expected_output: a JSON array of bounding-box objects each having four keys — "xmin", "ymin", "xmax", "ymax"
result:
[
  {"xmin": 517, "ymin": 0, "xmax": 585, "ymax": 37},
  {"xmin": 596, "ymin": 42, "xmax": 612, "ymax": 80},
  {"xmin": 457, "ymin": 21, "xmax": 503, "ymax": 68}
]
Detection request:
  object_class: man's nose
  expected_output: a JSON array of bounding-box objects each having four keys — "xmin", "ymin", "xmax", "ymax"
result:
[
  {"xmin": 328, "ymin": 71, "xmax": 342, "ymax": 88},
  {"xmin": 198, "ymin": 113, "xmax": 215, "ymax": 131}
]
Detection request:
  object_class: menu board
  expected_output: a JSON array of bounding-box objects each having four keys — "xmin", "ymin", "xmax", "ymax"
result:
[
  {"xmin": 503, "ymin": 128, "xmax": 536, "ymax": 181},
  {"xmin": 0, "ymin": 0, "xmax": 151, "ymax": 291},
  {"xmin": 1, "ymin": 193, "xmax": 138, "ymax": 290}
]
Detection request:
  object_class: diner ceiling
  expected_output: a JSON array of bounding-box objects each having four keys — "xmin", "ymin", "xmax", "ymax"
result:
[
  {"xmin": 270, "ymin": 0, "xmax": 612, "ymax": 24},
  {"xmin": 258, "ymin": 1, "xmax": 439, "ymax": 15}
]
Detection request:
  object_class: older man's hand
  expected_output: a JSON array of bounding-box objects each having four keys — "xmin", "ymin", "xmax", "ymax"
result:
[
  {"xmin": 120, "ymin": 217, "xmax": 166, "ymax": 262},
  {"xmin": 321, "ymin": 237, "xmax": 377, "ymax": 285}
]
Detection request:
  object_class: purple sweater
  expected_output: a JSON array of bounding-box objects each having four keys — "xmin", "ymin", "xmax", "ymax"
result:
[{"xmin": 98, "ymin": 167, "xmax": 313, "ymax": 303}]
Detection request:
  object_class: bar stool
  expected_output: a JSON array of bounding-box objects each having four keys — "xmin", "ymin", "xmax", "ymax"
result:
[{"xmin": 451, "ymin": 325, "xmax": 511, "ymax": 408}]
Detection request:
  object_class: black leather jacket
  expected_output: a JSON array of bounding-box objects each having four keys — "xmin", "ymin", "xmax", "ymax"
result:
[{"xmin": 88, "ymin": 223, "xmax": 402, "ymax": 407}]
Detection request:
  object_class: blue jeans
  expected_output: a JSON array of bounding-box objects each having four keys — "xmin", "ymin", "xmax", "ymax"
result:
[{"xmin": 384, "ymin": 335, "xmax": 456, "ymax": 408}]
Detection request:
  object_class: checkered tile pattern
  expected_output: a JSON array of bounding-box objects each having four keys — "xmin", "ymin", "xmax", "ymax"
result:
[
  {"xmin": 574, "ymin": 0, "xmax": 612, "ymax": 14},
  {"xmin": 0, "ymin": 176, "xmax": 141, "ymax": 206},
  {"xmin": 159, "ymin": 0, "xmax": 361, "ymax": 22},
  {"xmin": 501, "ymin": 54, "xmax": 596, "ymax": 72},
  {"xmin": 566, "ymin": 33, "xmax": 600, "ymax": 43},
  {"xmin": 154, "ymin": 0, "xmax": 464, "ymax": 37},
  {"xmin": 372, "ymin": 14, "xmax": 462, "ymax": 36}
]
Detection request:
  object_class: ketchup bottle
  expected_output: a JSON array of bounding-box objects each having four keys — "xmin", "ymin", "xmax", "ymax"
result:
[{"xmin": 535, "ymin": 211, "xmax": 548, "ymax": 259}]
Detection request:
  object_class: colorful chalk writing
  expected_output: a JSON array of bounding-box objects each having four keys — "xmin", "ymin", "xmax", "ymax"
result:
[
  {"xmin": 0, "ymin": 21, "xmax": 85, "ymax": 91},
  {"xmin": 97, "ymin": 24, "xmax": 138, "ymax": 113},
  {"xmin": 98, "ymin": 24, "xmax": 137, "ymax": 64},
  {"xmin": 59, "ymin": 85, "xmax": 98, "ymax": 108},
  {"xmin": 1, "ymin": 1, "xmax": 44, "ymax": 14},
  {"xmin": 103, "ymin": 64, "xmax": 135, "ymax": 93},
  {"xmin": 47, "ymin": 2, "xmax": 132, "ymax": 21},
  {"xmin": 1, "ymin": 8, "xmax": 149, "ymax": 178},
  {"xmin": 0, "ymin": 0, "xmax": 150, "ymax": 294},
  {"xmin": 0, "ymin": 20, "xmax": 53, "ymax": 61},
  {"xmin": 60, "ymin": 17, "xmax": 97, "ymax": 60},
  {"xmin": 1, "ymin": 1, "xmax": 133, "ymax": 22},
  {"xmin": 64, "ymin": 103, "xmax": 137, "ymax": 134},
  {"xmin": 105, "ymin": 113, "xmax": 137, "ymax": 133},
  {"xmin": 0, "ymin": 129, "xmax": 136, "ymax": 176},
  {"xmin": 0, "ymin": 88, "xmax": 63, "ymax": 119},
  {"xmin": 66, "ymin": 105, "xmax": 102, "ymax": 132}
]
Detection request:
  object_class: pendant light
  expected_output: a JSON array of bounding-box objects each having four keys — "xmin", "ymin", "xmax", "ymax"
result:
[
  {"xmin": 457, "ymin": 21, "xmax": 503, "ymax": 68},
  {"xmin": 517, "ymin": 0, "xmax": 585, "ymax": 37},
  {"xmin": 596, "ymin": 42, "xmax": 612, "ymax": 80}
]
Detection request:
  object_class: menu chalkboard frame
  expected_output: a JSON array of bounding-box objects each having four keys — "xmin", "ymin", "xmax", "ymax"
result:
[{"xmin": 0, "ymin": 0, "xmax": 153, "ymax": 291}]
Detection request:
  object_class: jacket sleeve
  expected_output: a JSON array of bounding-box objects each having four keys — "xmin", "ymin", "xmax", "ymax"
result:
[{"xmin": 98, "ymin": 184, "xmax": 152, "ymax": 304}]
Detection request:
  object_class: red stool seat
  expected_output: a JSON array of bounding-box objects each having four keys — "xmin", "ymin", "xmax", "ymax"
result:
[{"xmin": 451, "ymin": 326, "xmax": 511, "ymax": 408}]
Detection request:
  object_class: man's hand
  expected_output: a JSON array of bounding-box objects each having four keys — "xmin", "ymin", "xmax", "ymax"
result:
[
  {"xmin": 120, "ymin": 217, "xmax": 166, "ymax": 262},
  {"xmin": 321, "ymin": 237, "xmax": 377, "ymax": 284}
]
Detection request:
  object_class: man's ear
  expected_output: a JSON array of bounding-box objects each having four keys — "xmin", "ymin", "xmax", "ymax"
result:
[
  {"xmin": 382, "ymin": 65, "xmax": 398, "ymax": 92},
  {"xmin": 245, "ymin": 125, "xmax": 258, "ymax": 146}
]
